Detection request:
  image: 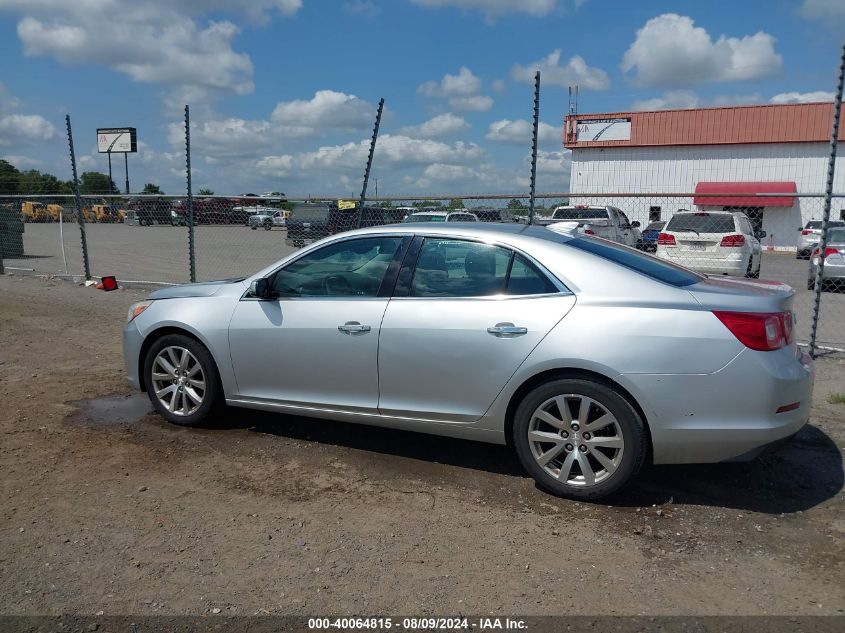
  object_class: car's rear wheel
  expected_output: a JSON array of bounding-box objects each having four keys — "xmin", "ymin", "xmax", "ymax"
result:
[
  {"xmin": 512, "ymin": 378, "xmax": 647, "ymax": 500},
  {"xmin": 143, "ymin": 334, "xmax": 222, "ymax": 426}
]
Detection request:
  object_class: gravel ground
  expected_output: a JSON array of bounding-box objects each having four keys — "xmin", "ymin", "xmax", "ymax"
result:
[
  {"xmin": 0, "ymin": 274, "xmax": 843, "ymax": 618},
  {"xmin": 6, "ymin": 223, "xmax": 845, "ymax": 348}
]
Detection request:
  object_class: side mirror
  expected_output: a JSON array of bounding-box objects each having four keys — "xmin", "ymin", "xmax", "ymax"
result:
[
  {"xmin": 249, "ymin": 278, "xmax": 272, "ymax": 299},
  {"xmin": 631, "ymin": 220, "xmax": 641, "ymax": 228},
  {"xmin": 756, "ymin": 230, "xmax": 767, "ymax": 239}
]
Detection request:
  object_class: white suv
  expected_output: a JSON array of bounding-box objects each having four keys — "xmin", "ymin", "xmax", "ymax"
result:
[{"xmin": 656, "ymin": 210, "xmax": 763, "ymax": 278}]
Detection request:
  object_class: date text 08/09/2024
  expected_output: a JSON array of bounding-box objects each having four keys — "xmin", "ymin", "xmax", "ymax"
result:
[{"xmin": 308, "ymin": 618, "xmax": 527, "ymax": 630}]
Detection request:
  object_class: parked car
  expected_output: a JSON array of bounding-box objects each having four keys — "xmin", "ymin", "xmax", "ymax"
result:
[
  {"xmin": 638, "ymin": 221, "xmax": 666, "ymax": 252},
  {"xmin": 540, "ymin": 205, "xmax": 641, "ymax": 249},
  {"xmin": 474, "ymin": 208, "xmax": 516, "ymax": 223},
  {"xmin": 248, "ymin": 207, "xmax": 286, "ymax": 230},
  {"xmin": 797, "ymin": 220, "xmax": 845, "ymax": 259},
  {"xmin": 807, "ymin": 227, "xmax": 845, "ymax": 291},
  {"xmin": 124, "ymin": 223, "xmax": 812, "ymax": 500},
  {"xmin": 285, "ymin": 202, "xmax": 357, "ymax": 247},
  {"xmin": 656, "ymin": 210, "xmax": 763, "ymax": 278},
  {"xmin": 129, "ymin": 198, "xmax": 172, "ymax": 226},
  {"xmin": 403, "ymin": 211, "xmax": 479, "ymax": 223}
]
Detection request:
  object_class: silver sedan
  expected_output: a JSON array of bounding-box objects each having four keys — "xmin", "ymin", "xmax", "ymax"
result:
[
  {"xmin": 807, "ymin": 227, "xmax": 845, "ymax": 291},
  {"xmin": 123, "ymin": 224, "xmax": 814, "ymax": 500}
]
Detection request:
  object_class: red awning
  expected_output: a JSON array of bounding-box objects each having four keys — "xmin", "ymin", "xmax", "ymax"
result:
[{"xmin": 694, "ymin": 181, "xmax": 797, "ymax": 207}]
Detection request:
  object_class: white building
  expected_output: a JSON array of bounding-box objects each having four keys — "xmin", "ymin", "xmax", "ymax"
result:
[{"xmin": 564, "ymin": 102, "xmax": 845, "ymax": 250}]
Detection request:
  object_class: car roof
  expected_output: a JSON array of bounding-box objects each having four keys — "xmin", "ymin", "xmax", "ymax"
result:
[
  {"xmin": 409, "ymin": 210, "xmax": 448, "ymax": 216},
  {"xmin": 673, "ymin": 210, "xmax": 737, "ymax": 216}
]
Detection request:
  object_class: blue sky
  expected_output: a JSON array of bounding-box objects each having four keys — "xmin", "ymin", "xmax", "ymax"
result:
[{"xmin": 0, "ymin": 0, "xmax": 842, "ymax": 196}]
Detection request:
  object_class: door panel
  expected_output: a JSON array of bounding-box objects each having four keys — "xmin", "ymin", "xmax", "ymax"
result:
[
  {"xmin": 377, "ymin": 295, "xmax": 576, "ymax": 421},
  {"xmin": 229, "ymin": 299, "xmax": 389, "ymax": 410}
]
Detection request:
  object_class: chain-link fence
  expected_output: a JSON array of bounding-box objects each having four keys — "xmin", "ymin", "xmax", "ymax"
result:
[{"xmin": 2, "ymin": 191, "xmax": 843, "ymax": 355}]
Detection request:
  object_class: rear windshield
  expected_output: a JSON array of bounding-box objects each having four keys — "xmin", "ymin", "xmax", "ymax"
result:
[
  {"xmin": 828, "ymin": 228, "xmax": 845, "ymax": 243},
  {"xmin": 567, "ymin": 237, "xmax": 704, "ymax": 287},
  {"xmin": 666, "ymin": 213, "xmax": 735, "ymax": 233},
  {"xmin": 408, "ymin": 213, "xmax": 446, "ymax": 222},
  {"xmin": 291, "ymin": 206, "xmax": 329, "ymax": 221},
  {"xmin": 645, "ymin": 222, "xmax": 665, "ymax": 231},
  {"xmin": 448, "ymin": 213, "xmax": 476, "ymax": 222},
  {"xmin": 553, "ymin": 208, "xmax": 609, "ymax": 220}
]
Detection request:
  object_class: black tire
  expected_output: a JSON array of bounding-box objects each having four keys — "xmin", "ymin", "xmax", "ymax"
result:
[
  {"xmin": 807, "ymin": 278, "xmax": 815, "ymax": 291},
  {"xmin": 512, "ymin": 378, "xmax": 647, "ymax": 500},
  {"xmin": 251, "ymin": 225, "xmax": 257, "ymax": 230},
  {"xmin": 744, "ymin": 256, "xmax": 756, "ymax": 278},
  {"xmin": 143, "ymin": 334, "xmax": 223, "ymax": 427},
  {"xmin": 264, "ymin": 222, "xmax": 272, "ymax": 231}
]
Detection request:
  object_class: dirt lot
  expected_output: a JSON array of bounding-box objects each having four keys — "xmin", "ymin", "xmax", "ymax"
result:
[{"xmin": 0, "ymin": 274, "xmax": 843, "ymax": 617}]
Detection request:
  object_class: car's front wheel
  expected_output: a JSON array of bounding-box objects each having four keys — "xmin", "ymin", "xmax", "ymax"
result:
[
  {"xmin": 143, "ymin": 334, "xmax": 222, "ymax": 426},
  {"xmin": 512, "ymin": 378, "xmax": 647, "ymax": 500}
]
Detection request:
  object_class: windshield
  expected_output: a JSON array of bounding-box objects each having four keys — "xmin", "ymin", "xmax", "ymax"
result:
[
  {"xmin": 408, "ymin": 213, "xmax": 447, "ymax": 222},
  {"xmin": 553, "ymin": 208, "xmax": 609, "ymax": 220},
  {"xmin": 292, "ymin": 206, "xmax": 329, "ymax": 221},
  {"xmin": 666, "ymin": 213, "xmax": 735, "ymax": 233}
]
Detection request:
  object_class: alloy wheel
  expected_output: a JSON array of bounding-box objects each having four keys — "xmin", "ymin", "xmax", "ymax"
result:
[
  {"xmin": 150, "ymin": 346, "xmax": 206, "ymax": 416},
  {"xmin": 527, "ymin": 394, "xmax": 625, "ymax": 487}
]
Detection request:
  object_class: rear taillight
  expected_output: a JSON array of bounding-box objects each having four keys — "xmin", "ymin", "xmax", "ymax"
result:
[
  {"xmin": 583, "ymin": 229, "xmax": 595, "ymax": 235},
  {"xmin": 811, "ymin": 247, "xmax": 838, "ymax": 258},
  {"xmin": 719, "ymin": 234, "xmax": 745, "ymax": 247},
  {"xmin": 713, "ymin": 310, "xmax": 793, "ymax": 351},
  {"xmin": 657, "ymin": 232, "xmax": 676, "ymax": 245},
  {"xmin": 801, "ymin": 229, "xmax": 813, "ymax": 235},
  {"xmin": 328, "ymin": 223, "xmax": 335, "ymax": 235}
]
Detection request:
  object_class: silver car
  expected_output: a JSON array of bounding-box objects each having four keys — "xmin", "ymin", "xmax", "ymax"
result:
[
  {"xmin": 123, "ymin": 224, "xmax": 813, "ymax": 500},
  {"xmin": 808, "ymin": 227, "xmax": 845, "ymax": 291},
  {"xmin": 797, "ymin": 220, "xmax": 845, "ymax": 259}
]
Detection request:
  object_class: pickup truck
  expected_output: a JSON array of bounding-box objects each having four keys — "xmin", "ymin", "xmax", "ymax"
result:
[
  {"xmin": 248, "ymin": 207, "xmax": 286, "ymax": 230},
  {"xmin": 536, "ymin": 205, "xmax": 641, "ymax": 249}
]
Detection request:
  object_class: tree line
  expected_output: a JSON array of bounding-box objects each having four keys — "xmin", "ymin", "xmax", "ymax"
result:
[{"xmin": 0, "ymin": 159, "xmax": 164, "ymax": 196}]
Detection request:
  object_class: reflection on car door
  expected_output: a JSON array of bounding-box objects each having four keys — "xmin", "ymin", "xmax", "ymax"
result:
[
  {"xmin": 228, "ymin": 235, "xmax": 409, "ymax": 411},
  {"xmin": 377, "ymin": 237, "xmax": 576, "ymax": 422}
]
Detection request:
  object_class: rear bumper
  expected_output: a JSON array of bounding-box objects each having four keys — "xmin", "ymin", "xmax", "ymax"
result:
[
  {"xmin": 809, "ymin": 258, "xmax": 845, "ymax": 282},
  {"xmin": 657, "ymin": 250, "xmax": 747, "ymax": 275},
  {"xmin": 623, "ymin": 347, "xmax": 814, "ymax": 464}
]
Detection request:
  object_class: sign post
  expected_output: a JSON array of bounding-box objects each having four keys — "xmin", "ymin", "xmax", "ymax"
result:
[{"xmin": 97, "ymin": 127, "xmax": 137, "ymax": 194}]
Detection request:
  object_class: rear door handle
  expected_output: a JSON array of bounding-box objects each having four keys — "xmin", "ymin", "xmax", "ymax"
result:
[
  {"xmin": 487, "ymin": 322, "xmax": 528, "ymax": 338},
  {"xmin": 338, "ymin": 321, "xmax": 371, "ymax": 335}
]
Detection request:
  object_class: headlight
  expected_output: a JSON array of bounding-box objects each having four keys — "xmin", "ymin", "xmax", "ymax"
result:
[{"xmin": 128, "ymin": 300, "xmax": 154, "ymax": 323}]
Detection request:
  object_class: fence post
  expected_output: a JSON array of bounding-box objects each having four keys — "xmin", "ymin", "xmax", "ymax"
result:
[
  {"xmin": 66, "ymin": 115, "xmax": 92, "ymax": 281},
  {"xmin": 185, "ymin": 105, "xmax": 196, "ymax": 283},
  {"xmin": 808, "ymin": 42, "xmax": 845, "ymax": 358},
  {"xmin": 357, "ymin": 98, "xmax": 384, "ymax": 228},
  {"xmin": 528, "ymin": 71, "xmax": 541, "ymax": 225}
]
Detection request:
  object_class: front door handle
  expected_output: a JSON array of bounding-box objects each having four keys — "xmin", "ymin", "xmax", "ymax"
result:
[
  {"xmin": 338, "ymin": 321, "xmax": 371, "ymax": 335},
  {"xmin": 487, "ymin": 322, "xmax": 528, "ymax": 338}
]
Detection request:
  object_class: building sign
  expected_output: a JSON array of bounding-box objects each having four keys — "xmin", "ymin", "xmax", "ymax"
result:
[
  {"xmin": 576, "ymin": 118, "xmax": 631, "ymax": 142},
  {"xmin": 97, "ymin": 128, "xmax": 137, "ymax": 153},
  {"xmin": 338, "ymin": 199, "xmax": 357, "ymax": 210}
]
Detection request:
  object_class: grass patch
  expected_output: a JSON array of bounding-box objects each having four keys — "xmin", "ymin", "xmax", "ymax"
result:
[{"xmin": 828, "ymin": 392, "xmax": 845, "ymax": 405}]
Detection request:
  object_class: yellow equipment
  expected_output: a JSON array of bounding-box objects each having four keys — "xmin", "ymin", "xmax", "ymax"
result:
[
  {"xmin": 21, "ymin": 201, "xmax": 50, "ymax": 223},
  {"xmin": 46, "ymin": 204, "xmax": 64, "ymax": 222}
]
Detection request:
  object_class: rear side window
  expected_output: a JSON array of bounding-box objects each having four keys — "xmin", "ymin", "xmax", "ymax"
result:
[
  {"xmin": 568, "ymin": 237, "xmax": 704, "ymax": 287},
  {"xmin": 409, "ymin": 239, "xmax": 559, "ymax": 297},
  {"xmin": 667, "ymin": 214, "xmax": 735, "ymax": 233},
  {"xmin": 553, "ymin": 208, "xmax": 609, "ymax": 220}
]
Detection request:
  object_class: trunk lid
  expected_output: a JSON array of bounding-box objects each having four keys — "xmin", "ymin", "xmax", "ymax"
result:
[{"xmin": 686, "ymin": 276, "xmax": 795, "ymax": 313}]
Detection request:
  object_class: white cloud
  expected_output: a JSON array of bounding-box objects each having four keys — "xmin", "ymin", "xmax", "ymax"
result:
[
  {"xmin": 418, "ymin": 67, "xmax": 494, "ymax": 111},
  {"xmin": 0, "ymin": 82, "xmax": 57, "ymax": 147},
  {"xmin": 535, "ymin": 149, "xmax": 571, "ymax": 176},
  {"xmin": 343, "ymin": 0, "xmax": 380, "ymax": 17},
  {"xmin": 799, "ymin": 0, "xmax": 845, "ymax": 21},
  {"xmin": 421, "ymin": 163, "xmax": 481, "ymax": 182},
  {"xmin": 0, "ymin": 0, "xmax": 306, "ymax": 96},
  {"xmin": 448, "ymin": 95, "xmax": 494, "ymax": 111},
  {"xmin": 511, "ymin": 50, "xmax": 609, "ymax": 90},
  {"xmin": 491, "ymin": 79, "xmax": 505, "ymax": 92},
  {"xmin": 409, "ymin": 0, "xmax": 556, "ymax": 19},
  {"xmin": 621, "ymin": 14, "xmax": 782, "ymax": 87},
  {"xmin": 2, "ymin": 154, "xmax": 42, "ymax": 168},
  {"xmin": 485, "ymin": 119, "xmax": 559, "ymax": 146},
  {"xmin": 170, "ymin": 118, "xmax": 276, "ymax": 158},
  {"xmin": 271, "ymin": 90, "xmax": 376, "ymax": 136},
  {"xmin": 770, "ymin": 91, "xmax": 836, "ymax": 104},
  {"xmin": 632, "ymin": 91, "xmax": 768, "ymax": 111},
  {"xmin": 398, "ymin": 113, "xmax": 470, "ymax": 138}
]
